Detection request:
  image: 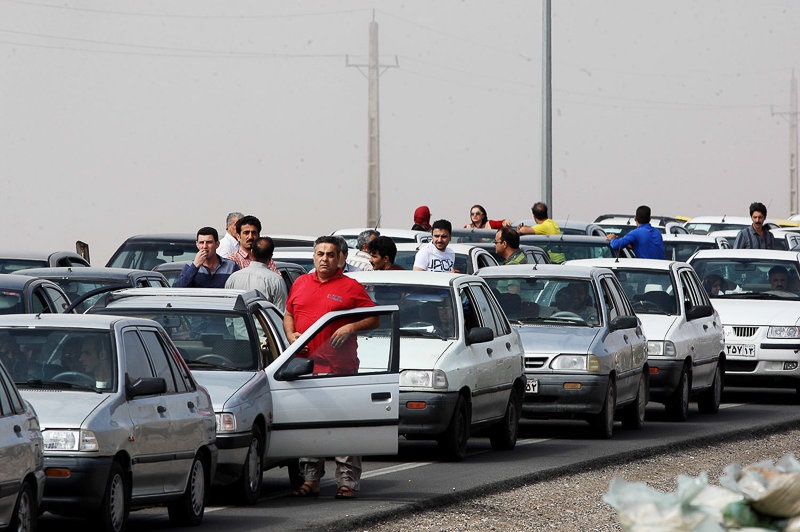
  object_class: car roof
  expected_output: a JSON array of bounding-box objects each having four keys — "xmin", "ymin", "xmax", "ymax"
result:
[
  {"xmin": 662, "ymin": 233, "xmax": 726, "ymax": 242},
  {"xmin": 0, "ymin": 273, "xmax": 59, "ymax": 290},
  {"xmin": 689, "ymin": 249, "xmax": 800, "ymax": 260},
  {"xmin": 333, "ymin": 228, "xmax": 430, "ymax": 238},
  {"xmin": 116, "ymin": 233, "xmax": 196, "ymax": 243},
  {"xmin": 594, "ymin": 213, "xmax": 683, "ymax": 225},
  {"xmin": 519, "ymin": 234, "xmax": 611, "ymax": 243},
  {"xmin": 15, "ymin": 266, "xmax": 167, "ymax": 280},
  {"xmin": 91, "ymin": 287, "xmax": 271, "ymax": 312},
  {"xmin": 0, "ymin": 312, "xmax": 153, "ymax": 329},
  {"xmin": 346, "ymin": 270, "xmax": 483, "ymax": 287},
  {"xmin": 569, "ymin": 258, "xmax": 681, "ymax": 272},
  {"xmin": 477, "ymin": 263, "xmax": 605, "ymax": 279},
  {"xmin": 394, "ymin": 242, "xmax": 488, "ymax": 253}
]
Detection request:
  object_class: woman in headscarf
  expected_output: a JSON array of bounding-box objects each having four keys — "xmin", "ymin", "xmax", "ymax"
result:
[{"xmin": 412, "ymin": 205, "xmax": 432, "ymax": 231}]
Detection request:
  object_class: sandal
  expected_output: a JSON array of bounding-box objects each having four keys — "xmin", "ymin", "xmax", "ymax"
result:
[
  {"xmin": 291, "ymin": 481, "xmax": 320, "ymax": 498},
  {"xmin": 335, "ymin": 486, "xmax": 356, "ymax": 499}
]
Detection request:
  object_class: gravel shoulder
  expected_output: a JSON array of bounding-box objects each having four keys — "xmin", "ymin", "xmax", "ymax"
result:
[{"xmin": 348, "ymin": 426, "xmax": 800, "ymax": 531}]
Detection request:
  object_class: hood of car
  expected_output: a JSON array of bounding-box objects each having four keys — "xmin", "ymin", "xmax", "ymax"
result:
[
  {"xmin": 191, "ymin": 370, "xmax": 261, "ymax": 411},
  {"xmin": 635, "ymin": 315, "xmax": 680, "ymax": 341},
  {"xmin": 515, "ymin": 326, "xmax": 599, "ymax": 353},
  {"xmin": 711, "ymin": 299, "xmax": 800, "ymax": 326},
  {"xmin": 398, "ymin": 339, "xmax": 455, "ymax": 370},
  {"xmin": 20, "ymin": 390, "xmax": 110, "ymax": 429}
]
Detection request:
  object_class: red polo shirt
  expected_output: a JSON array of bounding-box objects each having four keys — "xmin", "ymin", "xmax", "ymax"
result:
[{"xmin": 286, "ymin": 269, "xmax": 375, "ymax": 374}]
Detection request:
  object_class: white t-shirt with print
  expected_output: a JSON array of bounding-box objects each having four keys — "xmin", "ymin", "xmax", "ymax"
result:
[{"xmin": 413, "ymin": 243, "xmax": 455, "ymax": 272}]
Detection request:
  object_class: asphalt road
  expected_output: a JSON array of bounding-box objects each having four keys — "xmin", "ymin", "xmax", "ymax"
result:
[{"xmin": 39, "ymin": 387, "xmax": 800, "ymax": 532}]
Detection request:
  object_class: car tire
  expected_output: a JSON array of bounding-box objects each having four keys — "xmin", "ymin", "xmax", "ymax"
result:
[
  {"xmin": 489, "ymin": 388, "xmax": 521, "ymax": 451},
  {"xmin": 237, "ymin": 426, "xmax": 264, "ymax": 505},
  {"xmin": 93, "ymin": 461, "xmax": 129, "ymax": 532},
  {"xmin": 437, "ymin": 395, "xmax": 469, "ymax": 461},
  {"xmin": 666, "ymin": 367, "xmax": 690, "ymax": 422},
  {"xmin": 168, "ymin": 454, "xmax": 206, "ymax": 526},
  {"xmin": 621, "ymin": 374, "xmax": 647, "ymax": 430},
  {"xmin": 10, "ymin": 481, "xmax": 36, "ymax": 532},
  {"xmin": 590, "ymin": 379, "xmax": 615, "ymax": 439},
  {"xmin": 698, "ymin": 364, "xmax": 722, "ymax": 414}
]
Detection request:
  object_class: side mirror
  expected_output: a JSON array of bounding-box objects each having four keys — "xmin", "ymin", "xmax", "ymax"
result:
[
  {"xmin": 127, "ymin": 376, "xmax": 166, "ymax": 398},
  {"xmin": 686, "ymin": 304, "xmax": 713, "ymax": 320},
  {"xmin": 276, "ymin": 357, "xmax": 314, "ymax": 380},
  {"xmin": 466, "ymin": 326, "xmax": 494, "ymax": 345},
  {"xmin": 609, "ymin": 315, "xmax": 638, "ymax": 332}
]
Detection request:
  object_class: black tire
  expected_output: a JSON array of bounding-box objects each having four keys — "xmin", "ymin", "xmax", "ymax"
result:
[
  {"xmin": 489, "ymin": 388, "xmax": 521, "ymax": 451},
  {"xmin": 437, "ymin": 395, "xmax": 469, "ymax": 461},
  {"xmin": 93, "ymin": 461, "xmax": 129, "ymax": 532},
  {"xmin": 666, "ymin": 367, "xmax": 690, "ymax": 421},
  {"xmin": 698, "ymin": 364, "xmax": 722, "ymax": 414},
  {"xmin": 590, "ymin": 379, "xmax": 615, "ymax": 439},
  {"xmin": 10, "ymin": 481, "xmax": 36, "ymax": 532},
  {"xmin": 168, "ymin": 454, "xmax": 206, "ymax": 526},
  {"xmin": 237, "ymin": 426, "xmax": 264, "ymax": 505},
  {"xmin": 621, "ymin": 374, "xmax": 647, "ymax": 430}
]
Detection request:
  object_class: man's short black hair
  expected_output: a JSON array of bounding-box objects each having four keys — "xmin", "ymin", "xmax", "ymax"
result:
[
  {"xmin": 367, "ymin": 235, "xmax": 397, "ymax": 263},
  {"xmin": 432, "ymin": 219, "xmax": 452, "ymax": 234},
  {"xmin": 749, "ymin": 202, "xmax": 768, "ymax": 218},
  {"xmin": 769, "ymin": 265, "xmax": 787, "ymax": 278},
  {"xmin": 498, "ymin": 226, "xmax": 520, "ymax": 248},
  {"xmin": 197, "ymin": 226, "xmax": 219, "ymax": 242},
  {"xmin": 236, "ymin": 215, "xmax": 262, "ymax": 234},
  {"xmin": 252, "ymin": 236, "xmax": 275, "ymax": 263},
  {"xmin": 635, "ymin": 205, "xmax": 652, "ymax": 224},
  {"xmin": 531, "ymin": 202, "xmax": 549, "ymax": 220}
]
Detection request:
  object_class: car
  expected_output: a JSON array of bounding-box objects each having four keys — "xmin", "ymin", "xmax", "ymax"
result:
[
  {"xmin": 16, "ymin": 267, "xmax": 169, "ymax": 312},
  {"xmin": 154, "ymin": 260, "xmax": 307, "ymax": 295},
  {"xmin": 269, "ymin": 234, "xmax": 318, "ymax": 247},
  {"xmin": 0, "ymin": 251, "xmax": 90, "ymax": 273},
  {"xmin": 518, "ymin": 234, "xmax": 636, "ymax": 263},
  {"xmin": 332, "ymin": 228, "xmax": 431, "ymax": 248},
  {"xmin": 593, "ymin": 214, "xmax": 688, "ymax": 236},
  {"xmin": 687, "ymin": 249, "xmax": 800, "ymax": 394},
  {"xmin": 349, "ymin": 271, "xmax": 525, "ymax": 460},
  {"xmin": 0, "ymin": 347, "xmax": 45, "ymax": 531},
  {"xmin": 0, "ymin": 313, "xmax": 218, "ymax": 531},
  {"xmin": 513, "ymin": 219, "xmax": 607, "ymax": 237},
  {"xmin": 662, "ymin": 233, "xmax": 731, "ymax": 262},
  {"xmin": 571, "ymin": 258, "xmax": 725, "ymax": 420},
  {"xmin": 271, "ymin": 247, "xmax": 316, "ymax": 272},
  {"xmin": 449, "ymin": 227, "xmax": 496, "ymax": 244},
  {"xmin": 683, "ymin": 215, "xmax": 781, "ymax": 235},
  {"xmin": 708, "ymin": 228, "xmax": 800, "ymax": 251},
  {"xmin": 105, "ymin": 233, "xmax": 198, "ymax": 270},
  {"xmin": 0, "ymin": 274, "xmax": 71, "ymax": 314},
  {"xmin": 393, "ymin": 242, "xmax": 500, "ymax": 273},
  {"xmin": 477, "ymin": 263, "xmax": 648, "ymax": 438},
  {"xmin": 469, "ymin": 242, "xmax": 551, "ymax": 264},
  {"xmin": 87, "ymin": 287, "xmax": 402, "ymax": 504}
]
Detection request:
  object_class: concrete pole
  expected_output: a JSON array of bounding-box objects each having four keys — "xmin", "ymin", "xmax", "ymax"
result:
[
  {"xmin": 541, "ymin": 0, "xmax": 553, "ymax": 216},
  {"xmin": 366, "ymin": 18, "xmax": 381, "ymax": 228}
]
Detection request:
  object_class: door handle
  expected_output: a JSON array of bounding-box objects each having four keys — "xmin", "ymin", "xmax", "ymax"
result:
[
  {"xmin": 623, "ymin": 335, "xmax": 629, "ymax": 343},
  {"xmin": 371, "ymin": 392, "xmax": 391, "ymax": 402},
  {"xmin": 187, "ymin": 401, "xmax": 195, "ymax": 410},
  {"xmin": 486, "ymin": 348, "xmax": 494, "ymax": 356},
  {"xmin": 703, "ymin": 324, "xmax": 709, "ymax": 331},
  {"xmin": 505, "ymin": 342, "xmax": 511, "ymax": 349},
  {"xmin": 157, "ymin": 405, "xmax": 167, "ymax": 414},
  {"xmin": 13, "ymin": 425, "xmax": 21, "ymax": 435}
]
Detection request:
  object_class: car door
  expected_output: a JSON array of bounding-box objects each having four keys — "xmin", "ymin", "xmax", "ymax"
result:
[
  {"xmin": 598, "ymin": 275, "xmax": 640, "ymax": 402},
  {"xmin": 263, "ymin": 305, "xmax": 400, "ymax": 458},
  {"xmin": 677, "ymin": 267, "xmax": 720, "ymax": 389},
  {"xmin": 0, "ymin": 367, "xmax": 33, "ymax": 526}
]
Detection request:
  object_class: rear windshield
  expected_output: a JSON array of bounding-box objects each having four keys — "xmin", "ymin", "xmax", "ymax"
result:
[{"xmin": 107, "ymin": 242, "xmax": 197, "ymax": 269}]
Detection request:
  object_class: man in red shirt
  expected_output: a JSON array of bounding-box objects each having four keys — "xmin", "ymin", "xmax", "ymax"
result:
[{"xmin": 283, "ymin": 235, "xmax": 378, "ymax": 499}]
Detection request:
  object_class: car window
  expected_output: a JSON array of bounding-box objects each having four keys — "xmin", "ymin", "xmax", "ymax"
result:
[
  {"xmin": 0, "ymin": 291, "xmax": 24, "ymax": 315},
  {"xmin": 31, "ymin": 288, "xmax": 50, "ymax": 314},
  {"xmin": 253, "ymin": 312, "xmax": 281, "ymax": 366},
  {"xmin": 0, "ymin": 366, "xmax": 24, "ymax": 414},
  {"xmin": 0, "ymin": 369, "xmax": 13, "ymax": 416},
  {"xmin": 690, "ymin": 258, "xmax": 800, "ymax": 298},
  {"xmin": 600, "ymin": 278, "xmax": 622, "ymax": 321},
  {"xmin": 460, "ymin": 288, "xmax": 480, "ymax": 332},
  {"xmin": 470, "ymin": 284, "xmax": 509, "ymax": 337},
  {"xmin": 614, "ymin": 268, "xmax": 676, "ymax": 315},
  {"xmin": 124, "ymin": 330, "xmax": 155, "ymax": 381},
  {"xmin": 43, "ymin": 286, "xmax": 69, "ymax": 313},
  {"xmin": 139, "ymin": 329, "xmax": 177, "ymax": 393},
  {"xmin": 362, "ymin": 284, "xmax": 456, "ymax": 339}
]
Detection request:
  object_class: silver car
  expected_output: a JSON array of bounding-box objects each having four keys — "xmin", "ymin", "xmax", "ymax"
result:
[{"xmin": 0, "ymin": 314, "xmax": 218, "ymax": 532}]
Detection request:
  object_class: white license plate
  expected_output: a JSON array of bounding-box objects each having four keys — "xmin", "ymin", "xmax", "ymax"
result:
[
  {"xmin": 525, "ymin": 378, "xmax": 539, "ymax": 394},
  {"xmin": 726, "ymin": 344, "xmax": 755, "ymax": 357}
]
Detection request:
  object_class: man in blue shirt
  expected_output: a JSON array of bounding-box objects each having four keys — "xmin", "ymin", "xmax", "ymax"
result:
[
  {"xmin": 606, "ymin": 205, "xmax": 665, "ymax": 259},
  {"xmin": 175, "ymin": 226, "xmax": 239, "ymax": 288}
]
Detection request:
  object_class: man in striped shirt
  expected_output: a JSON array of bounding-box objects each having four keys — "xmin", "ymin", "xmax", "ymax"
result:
[{"xmin": 733, "ymin": 202, "xmax": 775, "ymax": 249}]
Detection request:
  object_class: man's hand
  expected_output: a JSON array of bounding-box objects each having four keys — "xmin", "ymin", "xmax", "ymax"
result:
[
  {"xmin": 329, "ymin": 324, "xmax": 353, "ymax": 349},
  {"xmin": 287, "ymin": 331, "xmax": 301, "ymax": 345},
  {"xmin": 606, "ymin": 234, "xmax": 617, "ymax": 242},
  {"xmin": 193, "ymin": 249, "xmax": 208, "ymax": 267}
]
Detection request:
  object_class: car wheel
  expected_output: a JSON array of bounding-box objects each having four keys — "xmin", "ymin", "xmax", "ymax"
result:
[
  {"xmin": 698, "ymin": 364, "xmax": 722, "ymax": 414},
  {"xmin": 621, "ymin": 373, "xmax": 647, "ymax": 430},
  {"xmin": 9, "ymin": 482, "xmax": 36, "ymax": 532},
  {"xmin": 489, "ymin": 388, "xmax": 521, "ymax": 451},
  {"xmin": 168, "ymin": 454, "xmax": 206, "ymax": 526},
  {"xmin": 437, "ymin": 395, "xmax": 469, "ymax": 461},
  {"xmin": 590, "ymin": 379, "xmax": 615, "ymax": 439},
  {"xmin": 666, "ymin": 367, "xmax": 690, "ymax": 421},
  {"xmin": 93, "ymin": 461, "xmax": 129, "ymax": 532},
  {"xmin": 237, "ymin": 426, "xmax": 264, "ymax": 505}
]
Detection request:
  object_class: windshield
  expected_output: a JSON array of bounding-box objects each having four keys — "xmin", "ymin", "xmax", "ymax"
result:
[
  {"xmin": 612, "ymin": 269, "xmax": 677, "ymax": 314},
  {"xmin": 685, "ymin": 222, "xmax": 748, "ymax": 235},
  {"xmin": 690, "ymin": 258, "xmax": 800, "ymax": 300},
  {"xmin": 483, "ymin": 277, "xmax": 600, "ymax": 326},
  {"xmin": 0, "ymin": 259, "xmax": 47, "ymax": 274},
  {"xmin": 394, "ymin": 250, "xmax": 469, "ymax": 274},
  {"xmin": 521, "ymin": 240, "xmax": 622, "ymax": 264},
  {"xmin": 361, "ymin": 284, "xmax": 456, "ymax": 339},
  {"xmin": 106, "ymin": 242, "xmax": 197, "ymax": 269},
  {"xmin": 50, "ymin": 279, "xmax": 130, "ymax": 312},
  {"xmin": 663, "ymin": 241, "xmax": 719, "ymax": 262},
  {"xmin": 0, "ymin": 328, "xmax": 116, "ymax": 391}
]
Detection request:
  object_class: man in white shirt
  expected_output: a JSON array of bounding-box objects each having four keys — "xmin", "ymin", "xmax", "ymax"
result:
[
  {"xmin": 413, "ymin": 219, "xmax": 456, "ymax": 272},
  {"xmin": 225, "ymin": 236, "xmax": 287, "ymax": 312},
  {"xmin": 217, "ymin": 211, "xmax": 243, "ymax": 258},
  {"xmin": 346, "ymin": 229, "xmax": 379, "ymax": 271}
]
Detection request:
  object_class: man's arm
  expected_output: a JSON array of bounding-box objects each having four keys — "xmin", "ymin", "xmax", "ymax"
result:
[
  {"xmin": 283, "ymin": 311, "xmax": 301, "ymax": 345},
  {"xmin": 330, "ymin": 315, "xmax": 380, "ymax": 348},
  {"xmin": 732, "ymin": 229, "xmax": 749, "ymax": 249},
  {"xmin": 174, "ymin": 262, "xmax": 199, "ymax": 288}
]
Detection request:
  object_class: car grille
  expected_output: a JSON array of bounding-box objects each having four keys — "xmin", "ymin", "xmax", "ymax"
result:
[
  {"xmin": 726, "ymin": 360, "xmax": 758, "ymax": 372},
  {"xmin": 525, "ymin": 356, "xmax": 548, "ymax": 370},
  {"xmin": 731, "ymin": 326, "xmax": 758, "ymax": 338}
]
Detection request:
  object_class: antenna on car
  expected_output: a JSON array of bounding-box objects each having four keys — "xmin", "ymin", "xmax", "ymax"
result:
[{"xmin": 373, "ymin": 216, "xmax": 381, "ymax": 231}]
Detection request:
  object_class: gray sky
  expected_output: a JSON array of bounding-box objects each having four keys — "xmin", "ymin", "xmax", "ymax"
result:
[{"xmin": 2, "ymin": 0, "xmax": 799, "ymax": 263}]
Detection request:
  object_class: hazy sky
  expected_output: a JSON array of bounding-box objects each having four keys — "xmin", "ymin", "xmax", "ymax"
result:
[{"xmin": 2, "ymin": 0, "xmax": 800, "ymax": 263}]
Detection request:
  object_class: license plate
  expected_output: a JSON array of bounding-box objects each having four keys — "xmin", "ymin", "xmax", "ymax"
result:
[
  {"xmin": 525, "ymin": 378, "xmax": 539, "ymax": 394},
  {"xmin": 726, "ymin": 344, "xmax": 755, "ymax": 357}
]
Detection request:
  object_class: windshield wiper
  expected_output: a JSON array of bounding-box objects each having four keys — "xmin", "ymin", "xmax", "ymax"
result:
[
  {"xmin": 399, "ymin": 329, "xmax": 448, "ymax": 340},
  {"xmin": 185, "ymin": 360, "xmax": 231, "ymax": 370},
  {"xmin": 19, "ymin": 379, "xmax": 96, "ymax": 391}
]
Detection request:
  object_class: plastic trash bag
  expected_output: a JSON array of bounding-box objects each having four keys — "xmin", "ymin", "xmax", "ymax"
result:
[{"xmin": 720, "ymin": 453, "xmax": 800, "ymax": 518}]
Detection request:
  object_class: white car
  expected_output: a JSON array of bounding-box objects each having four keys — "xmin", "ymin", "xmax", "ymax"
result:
[
  {"xmin": 661, "ymin": 233, "xmax": 731, "ymax": 263},
  {"xmin": 684, "ymin": 215, "xmax": 780, "ymax": 235},
  {"xmin": 688, "ymin": 249, "xmax": 800, "ymax": 394},
  {"xmin": 332, "ymin": 228, "xmax": 431, "ymax": 248},
  {"xmin": 707, "ymin": 228, "xmax": 800, "ymax": 251},
  {"xmin": 571, "ymin": 258, "xmax": 725, "ymax": 420},
  {"xmin": 393, "ymin": 242, "xmax": 500, "ymax": 273},
  {"xmin": 349, "ymin": 271, "xmax": 525, "ymax": 461}
]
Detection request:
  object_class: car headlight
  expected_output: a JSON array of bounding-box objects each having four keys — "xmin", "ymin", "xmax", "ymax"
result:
[
  {"xmin": 768, "ymin": 326, "xmax": 800, "ymax": 339},
  {"xmin": 400, "ymin": 369, "xmax": 448, "ymax": 388},
  {"xmin": 648, "ymin": 340, "xmax": 677, "ymax": 357},
  {"xmin": 216, "ymin": 413, "xmax": 237, "ymax": 433},
  {"xmin": 43, "ymin": 429, "xmax": 99, "ymax": 451},
  {"xmin": 550, "ymin": 354, "xmax": 600, "ymax": 371}
]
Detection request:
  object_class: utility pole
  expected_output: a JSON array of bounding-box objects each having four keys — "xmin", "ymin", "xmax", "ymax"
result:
[
  {"xmin": 541, "ymin": 0, "xmax": 553, "ymax": 216},
  {"xmin": 772, "ymin": 71, "xmax": 798, "ymax": 215},
  {"xmin": 346, "ymin": 12, "xmax": 398, "ymax": 228}
]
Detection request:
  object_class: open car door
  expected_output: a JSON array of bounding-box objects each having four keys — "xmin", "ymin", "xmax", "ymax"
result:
[{"xmin": 264, "ymin": 305, "xmax": 400, "ymax": 458}]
